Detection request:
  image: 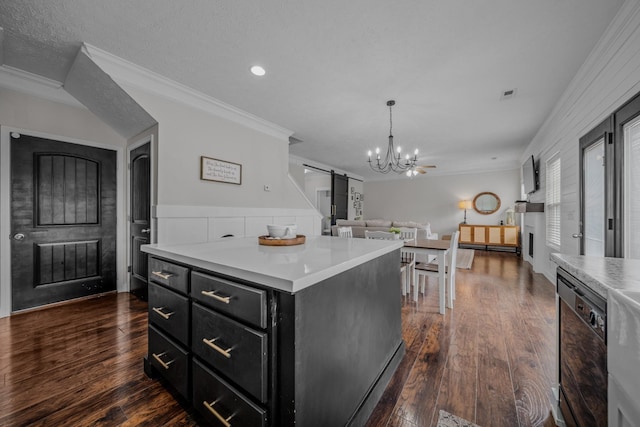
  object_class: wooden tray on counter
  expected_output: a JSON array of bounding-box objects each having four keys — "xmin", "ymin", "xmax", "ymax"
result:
[{"xmin": 258, "ymin": 235, "xmax": 306, "ymax": 246}]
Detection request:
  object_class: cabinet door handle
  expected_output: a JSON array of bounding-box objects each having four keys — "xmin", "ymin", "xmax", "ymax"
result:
[
  {"xmin": 152, "ymin": 352, "xmax": 174, "ymax": 370},
  {"xmin": 151, "ymin": 271, "xmax": 173, "ymax": 280},
  {"xmin": 203, "ymin": 400, "xmax": 233, "ymax": 427},
  {"xmin": 152, "ymin": 306, "xmax": 174, "ymax": 320},
  {"xmin": 202, "ymin": 338, "xmax": 233, "ymax": 358},
  {"xmin": 201, "ymin": 290, "xmax": 231, "ymax": 304}
]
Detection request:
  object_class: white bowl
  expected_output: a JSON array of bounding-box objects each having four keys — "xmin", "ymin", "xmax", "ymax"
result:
[{"xmin": 267, "ymin": 224, "xmax": 297, "ymax": 238}]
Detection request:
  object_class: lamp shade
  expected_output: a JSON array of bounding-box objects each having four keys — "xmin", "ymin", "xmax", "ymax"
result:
[{"xmin": 458, "ymin": 200, "xmax": 472, "ymax": 210}]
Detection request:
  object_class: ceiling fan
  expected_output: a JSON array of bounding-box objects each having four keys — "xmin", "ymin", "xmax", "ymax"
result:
[{"xmin": 413, "ymin": 165, "xmax": 436, "ymax": 174}]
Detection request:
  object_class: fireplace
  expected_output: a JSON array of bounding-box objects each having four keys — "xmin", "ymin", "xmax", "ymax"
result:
[{"xmin": 529, "ymin": 233, "xmax": 534, "ymax": 258}]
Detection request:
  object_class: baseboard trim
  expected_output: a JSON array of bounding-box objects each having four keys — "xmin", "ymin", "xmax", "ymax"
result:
[{"xmin": 347, "ymin": 341, "xmax": 406, "ymax": 427}]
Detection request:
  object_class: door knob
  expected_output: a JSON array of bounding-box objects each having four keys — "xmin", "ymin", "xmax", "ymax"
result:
[
  {"xmin": 13, "ymin": 233, "xmax": 25, "ymax": 241},
  {"xmin": 572, "ymin": 233, "xmax": 583, "ymax": 238},
  {"xmin": 141, "ymin": 228, "xmax": 150, "ymax": 234}
]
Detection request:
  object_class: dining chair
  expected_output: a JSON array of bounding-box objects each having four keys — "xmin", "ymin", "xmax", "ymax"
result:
[
  {"xmin": 398, "ymin": 227, "xmax": 417, "ymax": 241},
  {"xmin": 364, "ymin": 230, "xmax": 412, "ymax": 296},
  {"xmin": 337, "ymin": 226, "xmax": 353, "ymax": 238},
  {"xmin": 364, "ymin": 230, "xmax": 398, "ymax": 240},
  {"xmin": 414, "ymin": 231, "xmax": 460, "ymax": 311},
  {"xmin": 398, "ymin": 228, "xmax": 417, "ymax": 295}
]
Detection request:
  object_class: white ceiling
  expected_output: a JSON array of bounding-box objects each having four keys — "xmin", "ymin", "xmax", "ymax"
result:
[{"xmin": 0, "ymin": 0, "xmax": 625, "ymax": 180}]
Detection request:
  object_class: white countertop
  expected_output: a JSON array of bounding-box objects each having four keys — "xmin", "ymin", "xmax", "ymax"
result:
[
  {"xmin": 550, "ymin": 254, "xmax": 640, "ymax": 299},
  {"xmin": 142, "ymin": 235, "xmax": 403, "ymax": 294}
]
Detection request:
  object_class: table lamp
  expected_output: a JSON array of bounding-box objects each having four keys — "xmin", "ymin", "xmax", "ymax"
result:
[{"xmin": 458, "ymin": 200, "xmax": 472, "ymax": 224}]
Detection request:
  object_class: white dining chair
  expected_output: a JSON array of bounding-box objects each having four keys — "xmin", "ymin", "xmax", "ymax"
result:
[
  {"xmin": 364, "ymin": 230, "xmax": 413, "ymax": 296},
  {"xmin": 337, "ymin": 226, "xmax": 353, "ymax": 238},
  {"xmin": 398, "ymin": 227, "xmax": 417, "ymax": 242},
  {"xmin": 414, "ymin": 231, "xmax": 459, "ymax": 311},
  {"xmin": 398, "ymin": 228, "xmax": 417, "ymax": 295},
  {"xmin": 364, "ymin": 230, "xmax": 398, "ymax": 240}
]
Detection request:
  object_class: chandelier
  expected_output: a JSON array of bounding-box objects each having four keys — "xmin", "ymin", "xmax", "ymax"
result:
[{"xmin": 367, "ymin": 100, "xmax": 419, "ymax": 175}]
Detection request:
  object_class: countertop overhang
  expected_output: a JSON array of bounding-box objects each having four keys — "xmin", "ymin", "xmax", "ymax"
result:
[
  {"xmin": 142, "ymin": 235, "xmax": 403, "ymax": 294},
  {"xmin": 550, "ymin": 253, "xmax": 640, "ymax": 300}
]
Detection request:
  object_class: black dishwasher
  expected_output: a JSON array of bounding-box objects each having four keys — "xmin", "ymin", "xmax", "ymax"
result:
[{"xmin": 557, "ymin": 267, "xmax": 607, "ymax": 427}]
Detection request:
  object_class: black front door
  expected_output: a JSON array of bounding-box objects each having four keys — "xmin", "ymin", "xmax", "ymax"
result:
[
  {"xmin": 10, "ymin": 133, "xmax": 117, "ymax": 311},
  {"xmin": 331, "ymin": 172, "xmax": 348, "ymax": 225},
  {"xmin": 129, "ymin": 142, "xmax": 151, "ymax": 300}
]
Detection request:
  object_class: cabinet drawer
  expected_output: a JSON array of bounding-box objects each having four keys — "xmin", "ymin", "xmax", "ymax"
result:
[
  {"xmin": 191, "ymin": 271, "xmax": 267, "ymax": 329},
  {"xmin": 148, "ymin": 282, "xmax": 190, "ymax": 346},
  {"xmin": 149, "ymin": 257, "xmax": 189, "ymax": 294},
  {"xmin": 148, "ymin": 325, "xmax": 190, "ymax": 400},
  {"xmin": 193, "ymin": 358, "xmax": 267, "ymax": 427},
  {"xmin": 192, "ymin": 302, "xmax": 268, "ymax": 403}
]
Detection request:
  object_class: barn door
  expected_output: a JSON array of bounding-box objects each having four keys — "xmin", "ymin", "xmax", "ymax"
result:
[
  {"xmin": 10, "ymin": 133, "xmax": 117, "ymax": 311},
  {"xmin": 331, "ymin": 171, "xmax": 348, "ymax": 225},
  {"xmin": 129, "ymin": 142, "xmax": 151, "ymax": 300}
]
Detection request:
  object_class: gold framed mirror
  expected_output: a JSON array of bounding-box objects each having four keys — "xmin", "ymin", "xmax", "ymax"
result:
[{"xmin": 473, "ymin": 192, "xmax": 501, "ymax": 215}]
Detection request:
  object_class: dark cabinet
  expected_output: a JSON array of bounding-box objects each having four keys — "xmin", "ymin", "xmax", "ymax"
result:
[
  {"xmin": 148, "ymin": 281, "xmax": 190, "ymax": 346},
  {"xmin": 191, "ymin": 271, "xmax": 267, "ymax": 329},
  {"xmin": 144, "ymin": 250, "xmax": 404, "ymax": 427},
  {"xmin": 192, "ymin": 302, "xmax": 268, "ymax": 403},
  {"xmin": 193, "ymin": 359, "xmax": 267, "ymax": 427},
  {"xmin": 148, "ymin": 324, "xmax": 190, "ymax": 399}
]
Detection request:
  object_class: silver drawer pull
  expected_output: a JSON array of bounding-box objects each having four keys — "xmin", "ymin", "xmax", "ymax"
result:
[
  {"xmin": 152, "ymin": 306, "xmax": 174, "ymax": 320},
  {"xmin": 203, "ymin": 400, "xmax": 234, "ymax": 427},
  {"xmin": 202, "ymin": 338, "xmax": 233, "ymax": 358},
  {"xmin": 152, "ymin": 352, "xmax": 174, "ymax": 370},
  {"xmin": 201, "ymin": 290, "xmax": 231, "ymax": 304},
  {"xmin": 152, "ymin": 271, "xmax": 173, "ymax": 280}
]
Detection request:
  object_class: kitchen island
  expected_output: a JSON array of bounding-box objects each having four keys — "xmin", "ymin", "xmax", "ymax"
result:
[
  {"xmin": 551, "ymin": 254, "xmax": 640, "ymax": 427},
  {"xmin": 142, "ymin": 235, "xmax": 405, "ymax": 427}
]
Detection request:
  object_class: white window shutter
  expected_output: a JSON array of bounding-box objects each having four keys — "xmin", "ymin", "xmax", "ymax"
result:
[{"xmin": 546, "ymin": 156, "xmax": 561, "ymax": 247}]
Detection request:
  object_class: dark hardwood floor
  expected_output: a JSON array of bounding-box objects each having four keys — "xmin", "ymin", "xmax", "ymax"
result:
[{"xmin": 0, "ymin": 251, "xmax": 557, "ymax": 426}]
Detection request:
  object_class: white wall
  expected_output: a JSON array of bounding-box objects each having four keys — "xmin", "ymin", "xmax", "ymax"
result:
[
  {"xmin": 123, "ymin": 86, "xmax": 310, "ymax": 210},
  {"xmin": 522, "ymin": 0, "xmax": 640, "ymax": 282},
  {"xmin": 0, "ymin": 86, "xmax": 126, "ymax": 145},
  {"xmin": 348, "ymin": 178, "xmax": 364, "ymax": 220},
  {"xmin": 0, "ymin": 86, "xmax": 128, "ymax": 317},
  {"xmin": 364, "ymin": 169, "xmax": 520, "ymax": 236}
]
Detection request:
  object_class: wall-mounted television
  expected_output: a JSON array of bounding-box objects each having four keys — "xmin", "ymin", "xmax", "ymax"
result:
[{"xmin": 522, "ymin": 155, "xmax": 537, "ymax": 194}]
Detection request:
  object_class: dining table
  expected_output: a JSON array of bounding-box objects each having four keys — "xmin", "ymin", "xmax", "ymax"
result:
[{"xmin": 403, "ymin": 238, "xmax": 452, "ymax": 314}]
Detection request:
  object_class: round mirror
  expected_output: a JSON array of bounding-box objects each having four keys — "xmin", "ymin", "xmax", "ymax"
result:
[{"xmin": 473, "ymin": 192, "xmax": 501, "ymax": 215}]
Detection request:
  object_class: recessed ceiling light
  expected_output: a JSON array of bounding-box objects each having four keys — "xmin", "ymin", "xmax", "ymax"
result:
[{"xmin": 250, "ymin": 65, "xmax": 266, "ymax": 76}]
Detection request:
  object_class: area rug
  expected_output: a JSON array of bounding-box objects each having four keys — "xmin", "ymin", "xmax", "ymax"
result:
[
  {"xmin": 455, "ymin": 249, "xmax": 475, "ymax": 269},
  {"xmin": 437, "ymin": 410, "xmax": 480, "ymax": 427}
]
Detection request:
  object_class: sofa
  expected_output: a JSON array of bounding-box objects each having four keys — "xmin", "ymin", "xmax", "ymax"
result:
[{"xmin": 331, "ymin": 219, "xmax": 438, "ymax": 240}]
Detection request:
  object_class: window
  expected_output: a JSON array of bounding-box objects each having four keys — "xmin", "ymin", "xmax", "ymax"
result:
[
  {"xmin": 546, "ymin": 155, "xmax": 561, "ymax": 247},
  {"xmin": 624, "ymin": 115, "xmax": 640, "ymax": 259},
  {"xmin": 615, "ymin": 91, "xmax": 640, "ymax": 257}
]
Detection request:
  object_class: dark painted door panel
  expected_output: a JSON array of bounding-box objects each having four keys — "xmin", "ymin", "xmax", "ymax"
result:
[
  {"xmin": 129, "ymin": 142, "xmax": 151, "ymax": 300},
  {"xmin": 331, "ymin": 172, "xmax": 348, "ymax": 225},
  {"xmin": 10, "ymin": 133, "xmax": 117, "ymax": 311}
]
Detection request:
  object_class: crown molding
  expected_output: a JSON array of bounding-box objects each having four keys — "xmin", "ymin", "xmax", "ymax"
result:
[
  {"xmin": 525, "ymin": 0, "xmax": 640, "ymax": 156},
  {"xmin": 82, "ymin": 43, "xmax": 293, "ymax": 141},
  {"xmin": 0, "ymin": 65, "xmax": 84, "ymax": 108}
]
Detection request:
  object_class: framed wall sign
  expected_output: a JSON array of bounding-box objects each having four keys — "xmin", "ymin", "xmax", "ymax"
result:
[{"xmin": 200, "ymin": 156, "xmax": 242, "ymax": 185}]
